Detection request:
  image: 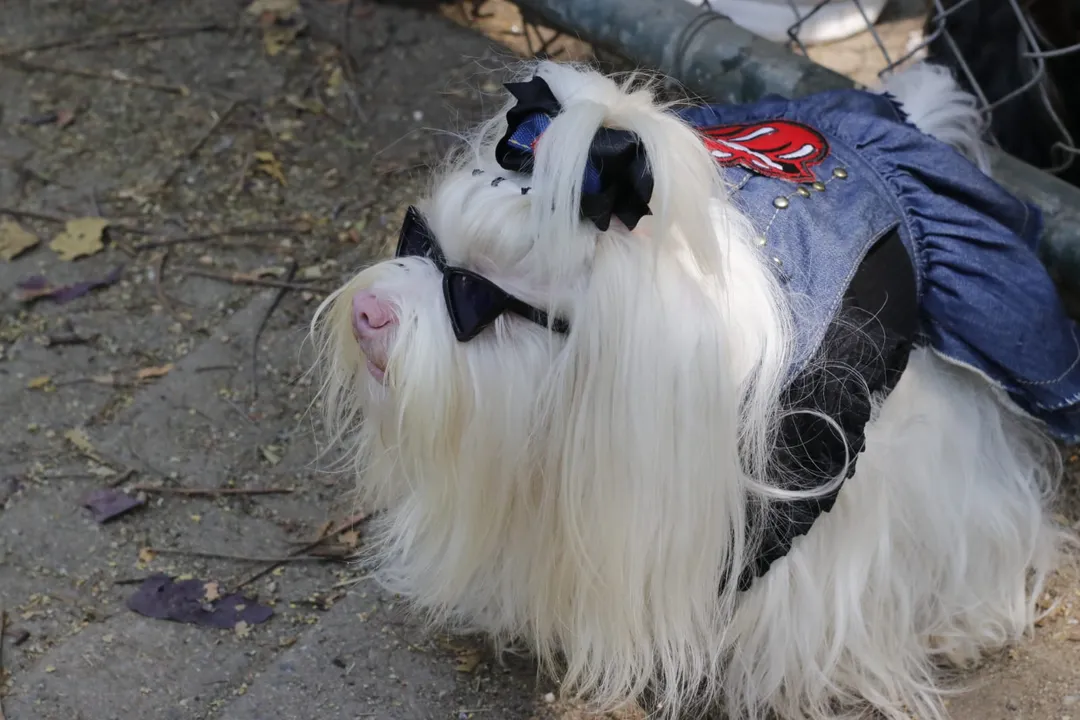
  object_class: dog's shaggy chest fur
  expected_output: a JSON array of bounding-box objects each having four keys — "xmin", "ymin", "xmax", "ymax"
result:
[{"xmin": 313, "ymin": 61, "xmax": 1071, "ymax": 720}]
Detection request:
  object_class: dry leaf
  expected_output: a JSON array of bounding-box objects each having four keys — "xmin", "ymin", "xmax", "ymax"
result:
[
  {"xmin": 260, "ymin": 445, "xmax": 282, "ymax": 466},
  {"xmin": 262, "ymin": 25, "xmax": 299, "ymax": 56},
  {"xmin": 454, "ymin": 649, "xmax": 482, "ymax": 674},
  {"xmin": 63, "ymin": 428, "xmax": 103, "ymax": 463},
  {"xmin": 325, "ymin": 66, "xmax": 344, "ymax": 98},
  {"xmin": 0, "ymin": 220, "xmax": 40, "ymax": 261},
  {"xmin": 26, "ymin": 375, "xmax": 53, "ymax": 390},
  {"xmin": 135, "ymin": 363, "xmax": 174, "ymax": 381},
  {"xmin": 245, "ymin": 0, "xmax": 299, "ymax": 17},
  {"xmin": 284, "ymin": 94, "xmax": 324, "ymax": 115},
  {"xmin": 82, "ymin": 488, "xmax": 144, "ymax": 523},
  {"xmin": 138, "ymin": 547, "xmax": 157, "ymax": 564},
  {"xmin": 313, "ymin": 519, "xmax": 335, "ymax": 542},
  {"xmin": 50, "ymin": 217, "xmax": 109, "ymax": 261},
  {"xmin": 254, "ymin": 151, "xmax": 287, "ymax": 186},
  {"xmin": 127, "ymin": 575, "xmax": 273, "ymax": 629},
  {"xmin": 204, "ymin": 581, "xmax": 221, "ymax": 602},
  {"xmin": 56, "ymin": 108, "xmax": 77, "ymax": 128}
]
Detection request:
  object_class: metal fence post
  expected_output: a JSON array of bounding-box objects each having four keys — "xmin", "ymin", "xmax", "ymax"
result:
[{"xmin": 513, "ymin": 0, "xmax": 1080, "ymax": 299}]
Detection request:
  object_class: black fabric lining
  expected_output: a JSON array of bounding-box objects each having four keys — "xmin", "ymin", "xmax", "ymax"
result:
[{"xmin": 737, "ymin": 227, "xmax": 919, "ymax": 591}]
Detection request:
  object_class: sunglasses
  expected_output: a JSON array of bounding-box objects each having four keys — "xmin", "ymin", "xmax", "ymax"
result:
[{"xmin": 395, "ymin": 206, "xmax": 571, "ymax": 342}]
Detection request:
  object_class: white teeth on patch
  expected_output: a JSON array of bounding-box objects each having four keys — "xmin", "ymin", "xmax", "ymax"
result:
[
  {"xmin": 711, "ymin": 138, "xmax": 783, "ymax": 171},
  {"xmin": 778, "ymin": 143, "xmax": 816, "ymax": 160},
  {"xmin": 728, "ymin": 126, "xmax": 776, "ymax": 142}
]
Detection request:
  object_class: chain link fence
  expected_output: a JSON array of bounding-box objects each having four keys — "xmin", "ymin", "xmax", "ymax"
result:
[
  {"xmin": 454, "ymin": 0, "xmax": 1080, "ymax": 184},
  {"xmin": 769, "ymin": 0, "xmax": 1080, "ymax": 182}
]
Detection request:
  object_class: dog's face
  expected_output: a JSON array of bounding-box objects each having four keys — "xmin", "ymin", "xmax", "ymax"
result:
[
  {"xmin": 353, "ymin": 168, "xmax": 585, "ymax": 403},
  {"xmin": 313, "ymin": 158, "xmax": 594, "ymax": 534}
]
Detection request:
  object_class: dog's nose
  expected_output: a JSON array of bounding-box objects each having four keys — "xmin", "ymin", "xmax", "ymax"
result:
[{"xmin": 351, "ymin": 291, "xmax": 397, "ymax": 339}]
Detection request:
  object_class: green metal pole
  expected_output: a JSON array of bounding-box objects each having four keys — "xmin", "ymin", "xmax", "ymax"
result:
[{"xmin": 514, "ymin": 0, "xmax": 1080, "ymax": 299}]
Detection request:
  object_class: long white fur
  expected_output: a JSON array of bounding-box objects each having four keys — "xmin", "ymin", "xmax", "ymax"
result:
[
  {"xmin": 877, "ymin": 62, "xmax": 992, "ymax": 174},
  {"xmin": 312, "ymin": 60, "xmax": 1065, "ymax": 720}
]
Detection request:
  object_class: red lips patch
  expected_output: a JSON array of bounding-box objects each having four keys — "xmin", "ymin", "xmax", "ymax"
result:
[{"xmin": 700, "ymin": 120, "xmax": 830, "ymax": 183}]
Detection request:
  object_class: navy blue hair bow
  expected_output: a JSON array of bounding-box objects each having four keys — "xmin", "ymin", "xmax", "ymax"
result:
[{"xmin": 494, "ymin": 75, "xmax": 654, "ymax": 232}]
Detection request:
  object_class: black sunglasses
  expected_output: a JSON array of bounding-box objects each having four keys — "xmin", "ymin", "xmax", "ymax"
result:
[{"xmin": 395, "ymin": 206, "xmax": 571, "ymax": 342}]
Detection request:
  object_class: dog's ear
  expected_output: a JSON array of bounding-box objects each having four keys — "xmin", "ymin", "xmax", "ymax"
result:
[
  {"xmin": 521, "ymin": 68, "xmax": 805, "ymax": 704},
  {"xmin": 537, "ymin": 234, "xmax": 764, "ymax": 704}
]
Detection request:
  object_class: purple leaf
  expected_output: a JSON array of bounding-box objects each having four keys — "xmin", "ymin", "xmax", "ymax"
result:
[
  {"xmin": 16, "ymin": 275, "xmax": 48, "ymax": 291},
  {"xmin": 126, "ymin": 574, "xmax": 274, "ymax": 629},
  {"xmin": 20, "ymin": 111, "xmax": 59, "ymax": 126},
  {"xmin": 15, "ymin": 265, "xmax": 123, "ymax": 303},
  {"xmin": 81, "ymin": 488, "xmax": 145, "ymax": 523}
]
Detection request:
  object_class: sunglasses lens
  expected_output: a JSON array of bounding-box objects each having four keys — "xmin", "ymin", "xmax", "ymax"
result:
[
  {"xmin": 443, "ymin": 270, "xmax": 509, "ymax": 342},
  {"xmin": 396, "ymin": 207, "xmax": 449, "ymax": 269}
]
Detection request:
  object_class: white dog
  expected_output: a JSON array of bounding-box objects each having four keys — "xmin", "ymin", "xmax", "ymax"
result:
[{"xmin": 313, "ymin": 60, "xmax": 1078, "ymax": 720}]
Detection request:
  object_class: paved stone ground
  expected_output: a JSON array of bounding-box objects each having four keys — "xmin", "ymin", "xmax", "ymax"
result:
[{"xmin": 0, "ymin": 2, "xmax": 1077, "ymax": 720}]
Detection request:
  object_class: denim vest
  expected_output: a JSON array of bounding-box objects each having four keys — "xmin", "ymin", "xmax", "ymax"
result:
[
  {"xmin": 492, "ymin": 78, "xmax": 1080, "ymax": 588},
  {"xmin": 676, "ymin": 90, "xmax": 1080, "ymax": 444}
]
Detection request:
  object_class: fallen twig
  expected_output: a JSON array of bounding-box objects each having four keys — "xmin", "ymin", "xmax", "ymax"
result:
[
  {"xmin": 5, "ymin": 57, "xmax": 191, "ymax": 95},
  {"xmin": 0, "ymin": 206, "xmax": 66, "ymax": 223},
  {"xmin": 37, "ymin": 471, "xmax": 99, "ymax": 481},
  {"xmin": 133, "ymin": 224, "xmax": 302, "ymax": 251},
  {"xmin": 252, "ymin": 260, "xmax": 299, "ymax": 399},
  {"xmin": 128, "ymin": 485, "xmax": 294, "ymax": 497},
  {"xmin": 340, "ymin": 0, "xmax": 370, "ymax": 123},
  {"xmin": 13, "ymin": 161, "xmax": 70, "ymax": 190},
  {"xmin": 331, "ymin": 573, "xmax": 373, "ymax": 590},
  {"xmin": 43, "ymin": 331, "xmax": 98, "ymax": 347},
  {"xmin": 154, "ymin": 249, "xmax": 190, "ymax": 322},
  {"xmin": 52, "ymin": 376, "xmax": 134, "ymax": 389},
  {"xmin": 0, "ymin": 206, "xmax": 152, "ymax": 237},
  {"xmin": 158, "ymin": 100, "xmax": 240, "ymax": 191},
  {"xmin": 233, "ymin": 511, "xmax": 369, "ymax": 591},
  {"xmin": 149, "ymin": 548, "xmax": 329, "ymax": 564},
  {"xmin": 181, "ymin": 266, "xmax": 330, "ymax": 294},
  {"xmin": 0, "ymin": 609, "xmax": 6, "ymax": 720},
  {"xmin": 108, "ymin": 468, "xmax": 138, "ymax": 488},
  {"xmin": 34, "ymin": 468, "xmax": 132, "ymax": 488},
  {"xmin": 193, "ymin": 364, "xmax": 237, "ymax": 374},
  {"xmin": 221, "ymin": 397, "xmax": 257, "ymax": 427},
  {"xmin": 154, "ymin": 249, "xmax": 174, "ymax": 314},
  {"xmin": 232, "ymin": 150, "xmax": 254, "ymax": 197},
  {"xmin": 0, "ymin": 21, "xmax": 232, "ymax": 58}
]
